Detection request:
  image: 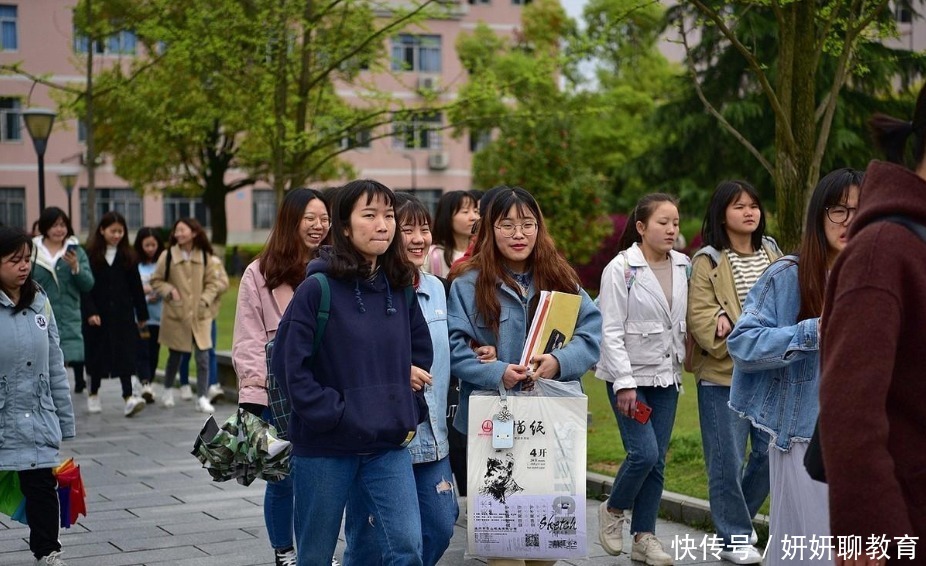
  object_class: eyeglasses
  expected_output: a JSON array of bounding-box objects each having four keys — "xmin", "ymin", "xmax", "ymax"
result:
[
  {"xmin": 494, "ymin": 220, "xmax": 538, "ymax": 238},
  {"xmin": 825, "ymin": 205, "xmax": 858, "ymax": 225}
]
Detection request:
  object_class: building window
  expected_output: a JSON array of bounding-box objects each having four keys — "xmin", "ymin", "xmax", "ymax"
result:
[
  {"xmin": 512, "ymin": 0, "xmax": 532, "ymax": 4},
  {"xmin": 469, "ymin": 129, "xmax": 492, "ymax": 152},
  {"xmin": 391, "ymin": 35, "xmax": 441, "ymax": 73},
  {"xmin": 163, "ymin": 194, "xmax": 209, "ymax": 229},
  {"xmin": 79, "ymin": 188, "xmax": 144, "ymax": 230},
  {"xmin": 77, "ymin": 119, "xmax": 87, "ymax": 143},
  {"xmin": 340, "ymin": 128, "xmax": 372, "ymax": 150},
  {"xmin": 468, "ymin": 0, "xmax": 491, "ymax": 4},
  {"xmin": 252, "ymin": 190, "xmax": 276, "ymax": 230},
  {"xmin": 74, "ymin": 28, "xmax": 137, "ymax": 55},
  {"xmin": 397, "ymin": 189, "xmax": 442, "ymax": 218},
  {"xmin": 0, "ymin": 187, "xmax": 25, "ymax": 229},
  {"xmin": 393, "ymin": 113, "xmax": 442, "ymax": 150},
  {"xmin": 0, "ymin": 97, "xmax": 21, "ymax": 141},
  {"xmin": 895, "ymin": 4, "xmax": 913, "ymax": 22},
  {"xmin": 0, "ymin": 4, "xmax": 17, "ymax": 51}
]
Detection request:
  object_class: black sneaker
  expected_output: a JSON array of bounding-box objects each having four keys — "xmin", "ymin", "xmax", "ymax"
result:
[{"xmin": 274, "ymin": 547, "xmax": 296, "ymax": 566}]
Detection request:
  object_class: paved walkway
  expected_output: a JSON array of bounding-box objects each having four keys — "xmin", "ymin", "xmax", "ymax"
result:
[{"xmin": 0, "ymin": 384, "xmax": 725, "ymax": 565}]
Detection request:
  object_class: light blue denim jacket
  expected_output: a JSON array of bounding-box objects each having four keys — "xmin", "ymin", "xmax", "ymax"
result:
[
  {"xmin": 727, "ymin": 256, "xmax": 821, "ymax": 451},
  {"xmin": 447, "ymin": 269, "xmax": 602, "ymax": 434},
  {"xmin": 406, "ymin": 273, "xmax": 450, "ymax": 463}
]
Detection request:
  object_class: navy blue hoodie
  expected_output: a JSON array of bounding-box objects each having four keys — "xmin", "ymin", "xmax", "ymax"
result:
[{"xmin": 271, "ymin": 256, "xmax": 433, "ymax": 456}]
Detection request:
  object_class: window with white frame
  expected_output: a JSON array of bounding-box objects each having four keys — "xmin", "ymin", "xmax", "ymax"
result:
[
  {"xmin": 340, "ymin": 128, "xmax": 372, "ymax": 150},
  {"xmin": 469, "ymin": 129, "xmax": 492, "ymax": 152},
  {"xmin": 0, "ymin": 187, "xmax": 25, "ymax": 229},
  {"xmin": 0, "ymin": 5, "xmax": 17, "ymax": 51},
  {"xmin": 77, "ymin": 118, "xmax": 87, "ymax": 143},
  {"xmin": 468, "ymin": 0, "xmax": 491, "ymax": 4},
  {"xmin": 74, "ymin": 28, "xmax": 137, "ymax": 55},
  {"xmin": 252, "ymin": 190, "xmax": 276, "ymax": 230},
  {"xmin": 895, "ymin": 3, "xmax": 913, "ymax": 22},
  {"xmin": 391, "ymin": 35, "xmax": 441, "ymax": 73},
  {"xmin": 396, "ymin": 189, "xmax": 442, "ymax": 218},
  {"xmin": 79, "ymin": 188, "xmax": 144, "ymax": 230},
  {"xmin": 512, "ymin": 0, "xmax": 532, "ymax": 4},
  {"xmin": 163, "ymin": 194, "xmax": 209, "ymax": 229},
  {"xmin": 0, "ymin": 97, "xmax": 21, "ymax": 141},
  {"xmin": 393, "ymin": 113, "xmax": 442, "ymax": 150}
]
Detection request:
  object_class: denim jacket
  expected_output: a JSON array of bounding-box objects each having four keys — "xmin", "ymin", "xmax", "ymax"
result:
[
  {"xmin": 406, "ymin": 273, "xmax": 450, "ymax": 464},
  {"xmin": 727, "ymin": 256, "xmax": 820, "ymax": 451},
  {"xmin": 447, "ymin": 269, "xmax": 602, "ymax": 434}
]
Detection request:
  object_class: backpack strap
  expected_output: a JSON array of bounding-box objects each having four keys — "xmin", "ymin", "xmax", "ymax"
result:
[
  {"xmin": 878, "ymin": 215, "xmax": 926, "ymax": 244},
  {"xmin": 309, "ymin": 272, "xmax": 331, "ymax": 352}
]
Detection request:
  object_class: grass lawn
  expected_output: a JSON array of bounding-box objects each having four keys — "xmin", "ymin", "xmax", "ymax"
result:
[{"xmin": 195, "ymin": 279, "xmax": 769, "ymax": 514}]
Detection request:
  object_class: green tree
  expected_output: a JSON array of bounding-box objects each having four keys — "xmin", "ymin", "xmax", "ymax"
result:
[
  {"xmin": 670, "ymin": 0, "xmax": 923, "ymax": 249},
  {"xmin": 77, "ymin": 0, "xmax": 451, "ymax": 245},
  {"xmin": 453, "ymin": 0, "xmax": 615, "ymax": 263}
]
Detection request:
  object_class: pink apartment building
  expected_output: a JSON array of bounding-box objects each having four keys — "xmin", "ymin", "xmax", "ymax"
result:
[{"xmin": 0, "ymin": 0, "xmax": 527, "ymax": 242}]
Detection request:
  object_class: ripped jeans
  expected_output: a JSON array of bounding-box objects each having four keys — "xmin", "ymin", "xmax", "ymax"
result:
[{"xmin": 344, "ymin": 456, "xmax": 458, "ymax": 566}]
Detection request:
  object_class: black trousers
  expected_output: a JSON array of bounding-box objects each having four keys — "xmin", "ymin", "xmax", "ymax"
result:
[
  {"xmin": 135, "ymin": 324, "xmax": 161, "ymax": 383},
  {"xmin": 18, "ymin": 468, "xmax": 61, "ymax": 559},
  {"xmin": 69, "ymin": 362, "xmax": 85, "ymax": 391}
]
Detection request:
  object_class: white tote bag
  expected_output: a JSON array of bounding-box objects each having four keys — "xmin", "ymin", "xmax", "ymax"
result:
[{"xmin": 466, "ymin": 380, "xmax": 588, "ymax": 560}]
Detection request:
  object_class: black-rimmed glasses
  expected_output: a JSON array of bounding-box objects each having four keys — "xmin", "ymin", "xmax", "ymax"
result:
[{"xmin": 825, "ymin": 205, "xmax": 858, "ymax": 225}]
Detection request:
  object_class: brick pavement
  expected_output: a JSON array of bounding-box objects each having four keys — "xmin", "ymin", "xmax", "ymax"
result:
[{"xmin": 0, "ymin": 383, "xmax": 725, "ymax": 565}]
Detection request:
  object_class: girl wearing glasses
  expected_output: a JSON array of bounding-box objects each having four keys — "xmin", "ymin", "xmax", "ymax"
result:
[
  {"xmin": 686, "ymin": 181, "xmax": 781, "ymax": 564},
  {"xmin": 447, "ymin": 187, "xmax": 601, "ymax": 566},
  {"xmin": 596, "ymin": 193, "xmax": 689, "ymax": 566},
  {"xmin": 727, "ymin": 168, "xmax": 862, "ymax": 566}
]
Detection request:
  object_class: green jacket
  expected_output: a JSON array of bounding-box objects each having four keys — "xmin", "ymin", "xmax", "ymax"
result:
[
  {"xmin": 31, "ymin": 236, "xmax": 94, "ymax": 363},
  {"xmin": 687, "ymin": 239, "xmax": 781, "ymax": 385}
]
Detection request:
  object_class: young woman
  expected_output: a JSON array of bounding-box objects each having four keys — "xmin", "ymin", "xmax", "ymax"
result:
[
  {"xmin": 271, "ymin": 180, "xmax": 433, "ymax": 566},
  {"xmin": 0, "ymin": 227, "xmax": 76, "ymax": 566},
  {"xmin": 232, "ymin": 188, "xmax": 331, "ymax": 566},
  {"xmin": 150, "ymin": 218, "xmax": 226, "ymax": 413},
  {"xmin": 82, "ymin": 211, "xmax": 150, "ymax": 417},
  {"xmin": 596, "ymin": 193, "xmax": 689, "ymax": 566},
  {"xmin": 134, "ymin": 227, "xmax": 165, "ymax": 404},
  {"xmin": 447, "ymin": 187, "xmax": 601, "ymax": 566},
  {"xmin": 343, "ymin": 193, "xmax": 465, "ymax": 566},
  {"xmin": 727, "ymin": 168, "xmax": 863, "ymax": 566},
  {"xmin": 177, "ymin": 257, "xmax": 229, "ymax": 405},
  {"xmin": 819, "ymin": 85, "xmax": 926, "ymax": 549},
  {"xmin": 687, "ymin": 181, "xmax": 781, "ymax": 564},
  {"xmin": 424, "ymin": 190, "xmax": 479, "ymax": 277},
  {"xmin": 31, "ymin": 207, "xmax": 94, "ymax": 394}
]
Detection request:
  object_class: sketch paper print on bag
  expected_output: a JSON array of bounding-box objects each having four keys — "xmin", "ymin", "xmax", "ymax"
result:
[{"xmin": 480, "ymin": 452, "xmax": 524, "ymax": 503}]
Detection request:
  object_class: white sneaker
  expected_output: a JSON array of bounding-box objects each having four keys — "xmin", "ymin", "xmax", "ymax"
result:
[
  {"xmin": 197, "ymin": 396, "xmax": 215, "ymax": 414},
  {"xmin": 180, "ymin": 384, "xmax": 193, "ymax": 400},
  {"xmin": 206, "ymin": 383, "xmax": 224, "ymax": 402},
  {"xmin": 35, "ymin": 550, "xmax": 67, "ymax": 565},
  {"xmin": 124, "ymin": 396, "xmax": 146, "ymax": 417},
  {"xmin": 87, "ymin": 395, "xmax": 102, "ymax": 414},
  {"xmin": 163, "ymin": 389, "xmax": 175, "ymax": 408},
  {"xmin": 141, "ymin": 384, "xmax": 156, "ymax": 404},
  {"xmin": 598, "ymin": 501, "xmax": 626, "ymax": 555},
  {"xmin": 719, "ymin": 545, "xmax": 763, "ymax": 564},
  {"xmin": 750, "ymin": 529, "xmax": 758, "ymax": 545},
  {"xmin": 631, "ymin": 533, "xmax": 674, "ymax": 566}
]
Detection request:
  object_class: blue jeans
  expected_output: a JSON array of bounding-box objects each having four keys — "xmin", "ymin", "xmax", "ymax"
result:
[
  {"xmin": 291, "ymin": 450, "xmax": 423, "ymax": 566},
  {"xmin": 263, "ymin": 408, "xmax": 294, "ymax": 550},
  {"xmin": 344, "ymin": 457, "xmax": 457, "ymax": 566},
  {"xmin": 697, "ymin": 382, "xmax": 769, "ymax": 546},
  {"xmin": 606, "ymin": 383, "xmax": 679, "ymax": 534},
  {"xmin": 179, "ymin": 320, "xmax": 218, "ymax": 387}
]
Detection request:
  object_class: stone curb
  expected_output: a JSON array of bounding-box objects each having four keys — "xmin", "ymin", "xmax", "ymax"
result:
[{"xmin": 586, "ymin": 471, "xmax": 770, "ymax": 532}]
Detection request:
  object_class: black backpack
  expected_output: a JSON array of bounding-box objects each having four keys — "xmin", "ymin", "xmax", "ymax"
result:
[{"xmin": 805, "ymin": 214, "xmax": 926, "ymax": 483}]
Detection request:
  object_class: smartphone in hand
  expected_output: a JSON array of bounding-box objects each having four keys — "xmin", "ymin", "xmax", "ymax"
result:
[
  {"xmin": 66, "ymin": 243, "xmax": 78, "ymax": 254},
  {"xmin": 633, "ymin": 401, "xmax": 653, "ymax": 424}
]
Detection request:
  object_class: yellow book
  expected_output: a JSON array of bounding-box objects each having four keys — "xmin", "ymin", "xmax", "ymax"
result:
[{"xmin": 519, "ymin": 291, "xmax": 582, "ymax": 368}]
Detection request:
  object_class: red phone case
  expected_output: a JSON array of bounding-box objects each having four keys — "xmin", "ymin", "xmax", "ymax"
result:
[{"xmin": 633, "ymin": 401, "xmax": 653, "ymax": 424}]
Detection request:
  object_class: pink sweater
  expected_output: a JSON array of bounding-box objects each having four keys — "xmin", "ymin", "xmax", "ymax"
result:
[{"xmin": 232, "ymin": 260, "xmax": 295, "ymax": 406}]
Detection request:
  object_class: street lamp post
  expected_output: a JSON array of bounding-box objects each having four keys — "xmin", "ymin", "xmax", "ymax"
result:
[
  {"xmin": 401, "ymin": 153, "xmax": 417, "ymax": 192},
  {"xmin": 57, "ymin": 167, "xmax": 80, "ymax": 221},
  {"xmin": 22, "ymin": 108, "xmax": 57, "ymax": 213}
]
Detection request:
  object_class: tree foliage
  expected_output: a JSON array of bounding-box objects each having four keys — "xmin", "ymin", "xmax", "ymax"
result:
[{"xmin": 665, "ymin": 0, "xmax": 926, "ymax": 249}]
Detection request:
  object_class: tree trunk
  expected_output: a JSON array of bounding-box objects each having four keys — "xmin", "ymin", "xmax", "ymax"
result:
[
  {"xmin": 203, "ymin": 176, "xmax": 228, "ymax": 247},
  {"xmin": 773, "ymin": 0, "xmax": 817, "ymax": 252}
]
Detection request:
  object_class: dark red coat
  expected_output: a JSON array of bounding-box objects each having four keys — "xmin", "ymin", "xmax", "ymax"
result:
[{"xmin": 820, "ymin": 161, "xmax": 926, "ymax": 543}]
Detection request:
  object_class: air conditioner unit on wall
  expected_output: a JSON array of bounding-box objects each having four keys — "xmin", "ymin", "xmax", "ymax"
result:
[
  {"xmin": 417, "ymin": 75, "xmax": 439, "ymax": 94},
  {"xmin": 428, "ymin": 151, "xmax": 450, "ymax": 170}
]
